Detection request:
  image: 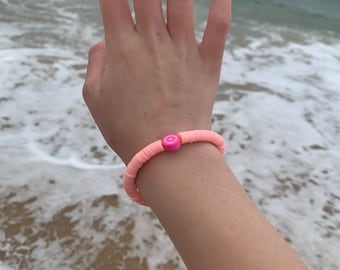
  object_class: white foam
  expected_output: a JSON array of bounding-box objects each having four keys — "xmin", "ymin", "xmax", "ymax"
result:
[
  {"xmin": 26, "ymin": 142, "xmax": 124, "ymax": 170},
  {"xmin": 0, "ymin": 263, "xmax": 14, "ymax": 270}
]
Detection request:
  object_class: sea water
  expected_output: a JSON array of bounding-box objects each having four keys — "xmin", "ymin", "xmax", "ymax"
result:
[{"xmin": 0, "ymin": 0, "xmax": 339, "ymax": 269}]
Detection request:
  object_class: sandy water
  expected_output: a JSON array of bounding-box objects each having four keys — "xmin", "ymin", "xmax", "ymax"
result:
[{"xmin": 1, "ymin": 0, "xmax": 340, "ymax": 269}]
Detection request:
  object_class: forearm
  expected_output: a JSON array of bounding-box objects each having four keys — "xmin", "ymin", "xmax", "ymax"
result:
[{"xmin": 137, "ymin": 143, "xmax": 308, "ymax": 270}]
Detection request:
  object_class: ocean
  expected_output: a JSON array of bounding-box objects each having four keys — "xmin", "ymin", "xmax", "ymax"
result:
[{"xmin": 0, "ymin": 0, "xmax": 339, "ymax": 269}]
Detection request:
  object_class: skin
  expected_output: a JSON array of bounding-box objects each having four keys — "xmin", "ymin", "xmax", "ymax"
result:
[{"xmin": 83, "ymin": 0, "xmax": 309, "ymax": 269}]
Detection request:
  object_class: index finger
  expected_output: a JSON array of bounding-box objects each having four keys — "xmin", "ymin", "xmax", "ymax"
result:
[{"xmin": 99, "ymin": 0, "xmax": 135, "ymax": 37}]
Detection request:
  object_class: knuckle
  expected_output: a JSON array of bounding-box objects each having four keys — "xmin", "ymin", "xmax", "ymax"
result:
[
  {"xmin": 178, "ymin": 0, "xmax": 191, "ymax": 8},
  {"xmin": 88, "ymin": 41, "xmax": 105, "ymax": 57},
  {"xmin": 82, "ymin": 83, "xmax": 91, "ymax": 103},
  {"xmin": 213, "ymin": 14, "xmax": 231, "ymax": 33},
  {"xmin": 82, "ymin": 81, "xmax": 97, "ymax": 103}
]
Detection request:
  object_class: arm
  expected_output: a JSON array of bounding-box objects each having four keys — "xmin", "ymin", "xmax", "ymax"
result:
[
  {"xmin": 83, "ymin": 0, "xmax": 308, "ymax": 269},
  {"xmin": 138, "ymin": 143, "xmax": 307, "ymax": 270}
]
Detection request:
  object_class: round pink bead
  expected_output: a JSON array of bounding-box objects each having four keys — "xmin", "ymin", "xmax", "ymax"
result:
[{"xmin": 161, "ymin": 134, "xmax": 182, "ymax": 152}]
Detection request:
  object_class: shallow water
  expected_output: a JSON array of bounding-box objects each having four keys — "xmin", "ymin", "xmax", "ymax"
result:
[{"xmin": 1, "ymin": 0, "xmax": 340, "ymax": 269}]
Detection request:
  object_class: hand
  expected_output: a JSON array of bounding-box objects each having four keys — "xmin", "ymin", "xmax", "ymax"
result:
[{"xmin": 83, "ymin": 0, "xmax": 231, "ymax": 164}]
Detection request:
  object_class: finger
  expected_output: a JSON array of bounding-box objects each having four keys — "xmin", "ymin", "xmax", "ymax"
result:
[
  {"xmin": 99, "ymin": 0, "xmax": 135, "ymax": 37},
  {"xmin": 200, "ymin": 0, "xmax": 231, "ymax": 62},
  {"xmin": 133, "ymin": 0, "xmax": 166, "ymax": 34},
  {"xmin": 83, "ymin": 41, "xmax": 106, "ymax": 102},
  {"xmin": 167, "ymin": 0, "xmax": 195, "ymax": 42}
]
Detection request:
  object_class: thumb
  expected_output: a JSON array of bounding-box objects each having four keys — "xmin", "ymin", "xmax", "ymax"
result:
[{"xmin": 83, "ymin": 40, "xmax": 106, "ymax": 102}]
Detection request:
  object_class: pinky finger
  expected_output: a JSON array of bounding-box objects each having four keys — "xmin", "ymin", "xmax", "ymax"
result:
[{"xmin": 199, "ymin": 0, "xmax": 231, "ymax": 65}]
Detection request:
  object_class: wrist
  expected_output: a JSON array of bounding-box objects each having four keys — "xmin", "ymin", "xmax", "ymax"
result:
[
  {"xmin": 116, "ymin": 122, "xmax": 213, "ymax": 164},
  {"xmin": 135, "ymin": 142, "xmax": 225, "ymax": 206},
  {"xmin": 123, "ymin": 130, "xmax": 225, "ymax": 205}
]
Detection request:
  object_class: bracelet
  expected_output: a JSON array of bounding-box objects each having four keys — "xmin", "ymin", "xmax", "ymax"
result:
[{"xmin": 123, "ymin": 130, "xmax": 226, "ymax": 206}]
